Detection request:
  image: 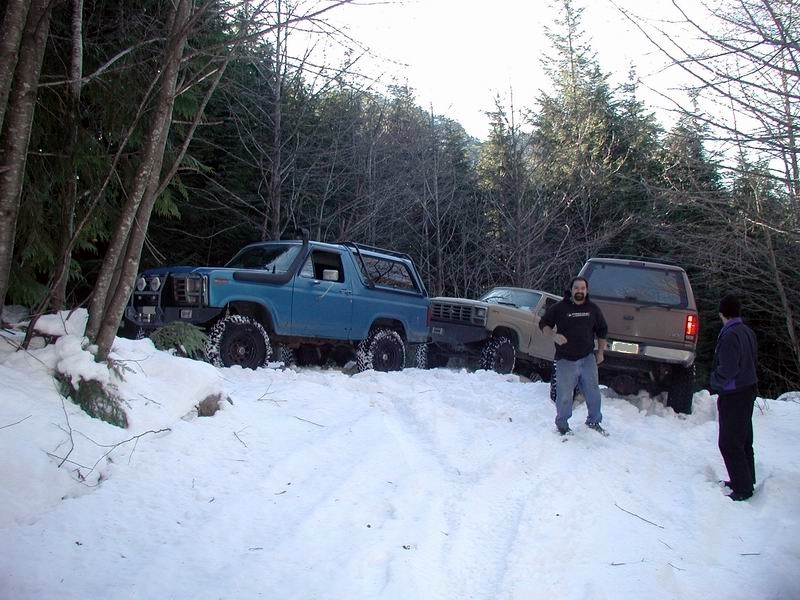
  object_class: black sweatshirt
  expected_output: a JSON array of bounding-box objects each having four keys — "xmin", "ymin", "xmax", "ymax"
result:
[{"xmin": 539, "ymin": 297, "xmax": 608, "ymax": 361}]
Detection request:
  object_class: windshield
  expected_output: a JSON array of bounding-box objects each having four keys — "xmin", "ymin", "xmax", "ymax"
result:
[
  {"xmin": 226, "ymin": 243, "xmax": 301, "ymax": 273},
  {"xmin": 479, "ymin": 288, "xmax": 542, "ymax": 310}
]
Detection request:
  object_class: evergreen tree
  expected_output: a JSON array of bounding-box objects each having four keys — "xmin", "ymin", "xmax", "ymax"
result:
[{"xmin": 529, "ymin": 0, "xmax": 634, "ymax": 278}]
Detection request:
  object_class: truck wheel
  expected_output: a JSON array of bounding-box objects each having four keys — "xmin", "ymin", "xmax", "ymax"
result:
[
  {"xmin": 278, "ymin": 345, "xmax": 296, "ymax": 367},
  {"xmin": 413, "ymin": 343, "xmax": 428, "ymax": 368},
  {"xmin": 666, "ymin": 365, "xmax": 694, "ymax": 414},
  {"xmin": 404, "ymin": 344, "xmax": 430, "ymax": 369},
  {"xmin": 357, "ymin": 328, "xmax": 405, "ymax": 372},
  {"xmin": 479, "ymin": 336, "xmax": 515, "ymax": 374},
  {"xmin": 206, "ymin": 314, "xmax": 271, "ymax": 369},
  {"xmin": 416, "ymin": 344, "xmax": 448, "ymax": 369}
]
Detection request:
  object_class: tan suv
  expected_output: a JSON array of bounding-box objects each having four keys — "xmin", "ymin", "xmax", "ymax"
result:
[
  {"xmin": 577, "ymin": 257, "xmax": 699, "ymax": 413},
  {"xmin": 422, "ymin": 286, "xmax": 561, "ymax": 378}
]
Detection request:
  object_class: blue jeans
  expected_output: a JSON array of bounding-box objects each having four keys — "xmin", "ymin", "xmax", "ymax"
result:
[{"xmin": 555, "ymin": 354, "xmax": 602, "ymax": 430}]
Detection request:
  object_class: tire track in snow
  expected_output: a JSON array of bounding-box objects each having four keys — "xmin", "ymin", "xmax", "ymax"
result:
[{"xmin": 375, "ymin": 369, "xmax": 553, "ymax": 599}]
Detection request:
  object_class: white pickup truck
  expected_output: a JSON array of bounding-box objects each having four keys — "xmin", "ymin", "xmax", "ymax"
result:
[{"xmin": 422, "ymin": 286, "xmax": 561, "ymax": 379}]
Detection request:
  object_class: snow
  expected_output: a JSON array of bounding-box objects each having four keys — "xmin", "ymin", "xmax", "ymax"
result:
[{"xmin": 1, "ymin": 309, "xmax": 799, "ymax": 600}]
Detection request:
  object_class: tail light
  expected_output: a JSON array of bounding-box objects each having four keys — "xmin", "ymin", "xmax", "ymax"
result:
[{"xmin": 685, "ymin": 314, "xmax": 699, "ymax": 340}]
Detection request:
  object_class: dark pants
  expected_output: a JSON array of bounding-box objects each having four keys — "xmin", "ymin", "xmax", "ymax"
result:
[{"xmin": 717, "ymin": 385, "xmax": 757, "ymax": 494}]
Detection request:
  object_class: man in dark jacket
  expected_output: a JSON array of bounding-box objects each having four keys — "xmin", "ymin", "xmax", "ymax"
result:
[
  {"xmin": 711, "ymin": 293, "xmax": 759, "ymax": 501},
  {"xmin": 540, "ymin": 277, "xmax": 608, "ymax": 436}
]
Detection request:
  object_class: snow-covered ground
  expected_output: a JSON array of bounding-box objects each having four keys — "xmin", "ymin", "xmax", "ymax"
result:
[{"xmin": 1, "ymin": 310, "xmax": 799, "ymax": 600}]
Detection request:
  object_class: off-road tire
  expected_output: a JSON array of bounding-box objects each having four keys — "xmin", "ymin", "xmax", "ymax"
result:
[
  {"xmin": 666, "ymin": 364, "xmax": 694, "ymax": 414},
  {"xmin": 416, "ymin": 343, "xmax": 449, "ymax": 369},
  {"xmin": 405, "ymin": 344, "xmax": 429, "ymax": 369},
  {"xmin": 413, "ymin": 343, "xmax": 428, "ymax": 368},
  {"xmin": 206, "ymin": 314, "xmax": 271, "ymax": 369},
  {"xmin": 479, "ymin": 336, "xmax": 515, "ymax": 374},
  {"xmin": 356, "ymin": 328, "xmax": 405, "ymax": 372},
  {"xmin": 278, "ymin": 345, "xmax": 296, "ymax": 367}
]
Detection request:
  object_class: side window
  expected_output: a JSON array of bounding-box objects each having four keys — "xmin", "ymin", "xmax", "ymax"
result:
[
  {"xmin": 300, "ymin": 251, "xmax": 345, "ymax": 282},
  {"xmin": 358, "ymin": 255, "xmax": 417, "ymax": 291}
]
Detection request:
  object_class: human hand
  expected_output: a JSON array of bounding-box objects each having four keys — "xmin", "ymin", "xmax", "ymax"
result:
[{"xmin": 553, "ymin": 333, "xmax": 567, "ymax": 345}]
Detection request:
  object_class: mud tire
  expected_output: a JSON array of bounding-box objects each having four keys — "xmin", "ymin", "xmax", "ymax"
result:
[
  {"xmin": 206, "ymin": 314, "xmax": 271, "ymax": 369},
  {"xmin": 666, "ymin": 364, "xmax": 694, "ymax": 414},
  {"xmin": 356, "ymin": 328, "xmax": 405, "ymax": 372},
  {"xmin": 479, "ymin": 336, "xmax": 515, "ymax": 374}
]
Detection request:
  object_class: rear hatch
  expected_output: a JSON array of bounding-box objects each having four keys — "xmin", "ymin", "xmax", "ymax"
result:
[{"xmin": 579, "ymin": 259, "xmax": 698, "ymax": 360}]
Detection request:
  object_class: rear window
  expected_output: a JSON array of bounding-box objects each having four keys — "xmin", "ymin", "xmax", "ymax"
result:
[{"xmin": 582, "ymin": 263, "xmax": 689, "ymax": 308}]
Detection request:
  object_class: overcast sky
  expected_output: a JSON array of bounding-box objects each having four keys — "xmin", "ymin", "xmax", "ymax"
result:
[{"xmin": 310, "ymin": 0, "xmax": 699, "ymax": 139}]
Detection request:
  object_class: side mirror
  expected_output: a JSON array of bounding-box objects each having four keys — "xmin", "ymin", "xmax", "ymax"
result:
[{"xmin": 322, "ymin": 269, "xmax": 339, "ymax": 282}]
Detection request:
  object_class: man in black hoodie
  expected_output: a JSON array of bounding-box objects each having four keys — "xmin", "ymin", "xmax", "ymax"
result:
[
  {"xmin": 540, "ymin": 277, "xmax": 608, "ymax": 436},
  {"xmin": 711, "ymin": 293, "xmax": 759, "ymax": 501}
]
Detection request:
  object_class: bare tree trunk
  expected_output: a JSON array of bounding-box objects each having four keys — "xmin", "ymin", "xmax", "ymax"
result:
[
  {"xmin": 765, "ymin": 228, "xmax": 800, "ymax": 374},
  {"xmin": 262, "ymin": 0, "xmax": 287, "ymax": 241},
  {"xmin": 88, "ymin": 0, "xmax": 193, "ymax": 359},
  {"xmin": 268, "ymin": 66, "xmax": 282, "ymax": 240},
  {"xmin": 49, "ymin": 0, "xmax": 84, "ymax": 311},
  {"xmin": 0, "ymin": 0, "xmax": 52, "ymax": 320},
  {"xmin": 0, "ymin": 0, "xmax": 31, "ymax": 132}
]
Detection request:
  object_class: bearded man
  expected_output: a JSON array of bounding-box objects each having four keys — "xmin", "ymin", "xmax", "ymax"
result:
[{"xmin": 540, "ymin": 277, "xmax": 608, "ymax": 436}]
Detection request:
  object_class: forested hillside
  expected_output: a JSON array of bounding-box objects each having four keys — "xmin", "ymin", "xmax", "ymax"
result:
[{"xmin": 0, "ymin": 0, "xmax": 797, "ymax": 397}]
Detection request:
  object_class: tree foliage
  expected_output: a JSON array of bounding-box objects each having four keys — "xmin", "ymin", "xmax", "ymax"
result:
[{"xmin": 616, "ymin": 0, "xmax": 800, "ymax": 394}]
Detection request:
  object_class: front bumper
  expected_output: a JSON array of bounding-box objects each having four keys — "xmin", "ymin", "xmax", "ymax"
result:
[
  {"xmin": 121, "ymin": 272, "xmax": 221, "ymax": 334},
  {"xmin": 430, "ymin": 321, "xmax": 489, "ymax": 349},
  {"xmin": 122, "ymin": 304, "xmax": 223, "ymax": 332}
]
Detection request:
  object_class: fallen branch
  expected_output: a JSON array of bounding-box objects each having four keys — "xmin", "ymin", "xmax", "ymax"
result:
[
  {"xmin": 294, "ymin": 416, "xmax": 324, "ymax": 427},
  {"xmin": 611, "ymin": 558, "xmax": 646, "ymax": 566},
  {"xmin": 234, "ymin": 428, "xmax": 248, "ymax": 447},
  {"xmin": 256, "ymin": 384, "xmax": 274, "ymax": 401},
  {"xmin": 48, "ymin": 426, "xmax": 171, "ymax": 482},
  {"xmin": 0, "ymin": 415, "xmax": 32, "ymax": 429},
  {"xmin": 614, "ymin": 502, "xmax": 664, "ymax": 529},
  {"xmin": 57, "ymin": 397, "xmax": 76, "ymax": 468}
]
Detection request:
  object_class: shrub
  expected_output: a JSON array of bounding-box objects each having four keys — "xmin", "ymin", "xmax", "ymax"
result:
[
  {"xmin": 56, "ymin": 373, "xmax": 128, "ymax": 428},
  {"xmin": 149, "ymin": 321, "xmax": 208, "ymax": 359}
]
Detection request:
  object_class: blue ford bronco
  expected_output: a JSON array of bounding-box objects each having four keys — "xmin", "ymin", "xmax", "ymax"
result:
[{"xmin": 121, "ymin": 233, "xmax": 430, "ymax": 372}]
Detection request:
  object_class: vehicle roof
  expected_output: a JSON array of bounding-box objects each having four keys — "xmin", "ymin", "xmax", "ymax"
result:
[
  {"xmin": 241, "ymin": 239, "xmax": 412, "ymax": 262},
  {"xmin": 485, "ymin": 286, "xmax": 560, "ymax": 298},
  {"xmin": 584, "ymin": 257, "xmax": 687, "ymax": 272}
]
